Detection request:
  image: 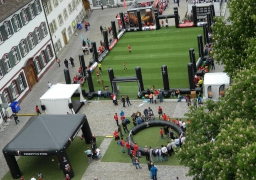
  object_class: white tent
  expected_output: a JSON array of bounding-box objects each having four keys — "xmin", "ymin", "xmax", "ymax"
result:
[
  {"xmin": 203, "ymin": 73, "xmax": 230, "ymax": 100},
  {"xmin": 40, "ymin": 84, "xmax": 85, "ymax": 114}
]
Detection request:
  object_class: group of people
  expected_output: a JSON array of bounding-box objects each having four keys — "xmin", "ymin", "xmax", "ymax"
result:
[
  {"xmin": 145, "ymin": 86, "xmax": 163, "ymax": 104},
  {"xmin": 82, "ymin": 38, "xmax": 91, "ymax": 55}
]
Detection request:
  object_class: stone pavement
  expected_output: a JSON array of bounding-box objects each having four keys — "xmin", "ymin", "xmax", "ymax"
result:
[{"xmin": 0, "ymin": 1, "xmax": 227, "ymax": 179}]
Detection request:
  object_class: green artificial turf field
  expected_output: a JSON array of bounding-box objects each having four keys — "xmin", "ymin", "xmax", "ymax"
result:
[
  {"xmin": 2, "ymin": 137, "xmax": 104, "ymax": 180},
  {"xmin": 102, "ymin": 118, "xmax": 187, "ymax": 166},
  {"xmin": 83, "ymin": 26, "xmax": 202, "ymax": 99}
]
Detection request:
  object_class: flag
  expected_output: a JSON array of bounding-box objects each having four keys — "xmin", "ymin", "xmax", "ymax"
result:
[{"xmin": 123, "ymin": 0, "xmax": 127, "ymax": 9}]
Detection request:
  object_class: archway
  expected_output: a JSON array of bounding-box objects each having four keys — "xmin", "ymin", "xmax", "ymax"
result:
[{"xmin": 24, "ymin": 58, "xmax": 37, "ymax": 89}]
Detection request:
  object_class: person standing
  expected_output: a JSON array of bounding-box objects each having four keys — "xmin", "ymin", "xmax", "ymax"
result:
[
  {"xmin": 35, "ymin": 105, "xmax": 41, "ymax": 115},
  {"xmin": 87, "ymin": 38, "xmax": 91, "ymax": 47},
  {"xmin": 128, "ymin": 45, "xmax": 131, "ymax": 54},
  {"xmin": 13, "ymin": 113, "xmax": 20, "ymax": 124},
  {"xmin": 64, "ymin": 59, "xmax": 69, "ymax": 68},
  {"xmin": 150, "ymin": 164, "xmax": 158, "ymax": 180},
  {"xmin": 144, "ymin": 145, "xmax": 150, "ymax": 161},
  {"xmin": 133, "ymin": 142, "xmax": 139, "ymax": 157},
  {"xmin": 125, "ymin": 140, "xmax": 131, "ymax": 154},
  {"xmin": 153, "ymin": 93, "xmax": 157, "ymax": 104},
  {"xmin": 123, "ymin": 62, "xmax": 127, "ymax": 71},
  {"xmin": 56, "ymin": 57, "xmax": 60, "ymax": 67},
  {"xmin": 114, "ymin": 113, "xmax": 119, "ymax": 126},
  {"xmin": 165, "ymin": 18, "xmax": 169, "ymax": 30},
  {"xmin": 119, "ymin": 138, "xmax": 125, "ymax": 153},
  {"xmin": 118, "ymin": 124, "xmax": 123, "ymax": 137},
  {"xmin": 65, "ymin": 174, "xmax": 71, "ymax": 180},
  {"xmin": 37, "ymin": 172, "xmax": 43, "ymax": 180},
  {"xmin": 134, "ymin": 156, "xmax": 142, "ymax": 169},
  {"xmin": 69, "ymin": 57, "xmax": 75, "ymax": 67},
  {"xmin": 159, "ymin": 91, "xmax": 163, "ymax": 102},
  {"xmin": 160, "ymin": 128, "xmax": 164, "ymax": 140},
  {"xmin": 48, "ymin": 82, "xmax": 52, "ymax": 88},
  {"xmin": 149, "ymin": 93, "xmax": 153, "ymax": 104},
  {"xmin": 101, "ymin": 2, "xmax": 103, "ymax": 10},
  {"xmin": 122, "ymin": 120, "xmax": 129, "ymax": 133},
  {"xmin": 126, "ymin": 95, "xmax": 132, "ymax": 106},
  {"xmin": 97, "ymin": 89, "xmax": 101, "ymax": 100},
  {"xmin": 98, "ymin": 63, "xmax": 102, "ymax": 74},
  {"xmin": 100, "ymin": 26, "xmax": 103, "ymax": 34},
  {"xmin": 84, "ymin": 148, "xmax": 92, "ymax": 164},
  {"xmin": 149, "ymin": 146, "xmax": 154, "ymax": 163},
  {"xmin": 121, "ymin": 95, "xmax": 126, "ymax": 107}
]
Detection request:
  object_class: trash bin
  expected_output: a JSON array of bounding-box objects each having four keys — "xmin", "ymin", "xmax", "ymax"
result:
[{"xmin": 10, "ymin": 101, "xmax": 20, "ymax": 113}]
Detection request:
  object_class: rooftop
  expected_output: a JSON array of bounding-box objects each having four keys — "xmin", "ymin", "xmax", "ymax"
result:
[{"xmin": 0, "ymin": 0, "xmax": 33, "ymax": 23}]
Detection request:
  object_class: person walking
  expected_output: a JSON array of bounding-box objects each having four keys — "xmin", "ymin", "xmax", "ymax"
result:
[
  {"xmin": 123, "ymin": 62, "xmax": 127, "ymax": 71},
  {"xmin": 64, "ymin": 59, "xmax": 69, "ymax": 68},
  {"xmin": 35, "ymin": 105, "xmax": 41, "ymax": 115},
  {"xmin": 13, "ymin": 113, "xmax": 20, "ymax": 125},
  {"xmin": 114, "ymin": 113, "xmax": 119, "ymax": 126},
  {"xmin": 69, "ymin": 57, "xmax": 75, "ymax": 67},
  {"xmin": 150, "ymin": 164, "xmax": 158, "ymax": 180},
  {"xmin": 126, "ymin": 95, "xmax": 132, "ymax": 106},
  {"xmin": 85, "ymin": 148, "xmax": 92, "ymax": 163},
  {"xmin": 87, "ymin": 38, "xmax": 91, "ymax": 47},
  {"xmin": 56, "ymin": 57, "xmax": 60, "ymax": 67}
]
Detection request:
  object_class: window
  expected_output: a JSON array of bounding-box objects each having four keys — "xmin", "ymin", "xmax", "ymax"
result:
[
  {"xmin": 35, "ymin": 57, "xmax": 41, "ymax": 72},
  {"xmin": 3, "ymin": 54, "xmax": 11, "ymax": 72},
  {"xmin": 52, "ymin": 20, "xmax": 57, "ymax": 31},
  {"xmin": 68, "ymin": 3, "xmax": 73, "ymax": 14},
  {"xmin": 3, "ymin": 90, "xmax": 11, "ymax": 104},
  {"xmin": 29, "ymin": 33, "xmax": 35, "ymax": 48},
  {"xmin": 54, "ymin": 39, "xmax": 62, "ymax": 53},
  {"xmin": 11, "ymin": 82, "xmax": 19, "ymax": 98},
  {"xmin": 63, "ymin": 8, "xmax": 68, "ymax": 20},
  {"xmin": 53, "ymin": 0, "xmax": 59, "ymax": 7},
  {"xmin": 46, "ymin": 46, "xmax": 53, "ymax": 59},
  {"xmin": 20, "ymin": 40, "xmax": 28, "ymax": 56},
  {"xmin": 0, "ymin": 32, "xmax": 3, "ymax": 44},
  {"xmin": 96, "ymin": 0, "xmax": 101, "ymax": 6},
  {"xmin": 13, "ymin": 15, "xmax": 21, "ymax": 31},
  {"xmin": 72, "ymin": 0, "xmax": 76, "ymax": 9},
  {"xmin": 41, "ymin": 51, "xmax": 47, "ymax": 65},
  {"xmin": 35, "ymin": 28, "xmax": 41, "ymax": 42},
  {"xmin": 18, "ymin": 74, "xmax": 25, "ymax": 91},
  {"xmin": 35, "ymin": 0, "xmax": 41, "ymax": 14},
  {"xmin": 12, "ymin": 47, "xmax": 20, "ymax": 63},
  {"xmin": 4, "ymin": 22, "xmax": 12, "ymax": 37},
  {"xmin": 22, "ymin": 10, "xmax": 29, "ymax": 24},
  {"xmin": 67, "ymin": 26, "xmax": 72, "ymax": 38},
  {"xmin": 41, "ymin": 22, "xmax": 47, "ymax": 37},
  {"xmin": 29, "ymin": 5, "xmax": 35, "ymax": 19},
  {"xmin": 58, "ymin": 14, "xmax": 63, "ymax": 26}
]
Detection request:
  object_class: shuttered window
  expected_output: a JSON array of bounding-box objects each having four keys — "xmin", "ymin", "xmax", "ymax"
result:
[
  {"xmin": 20, "ymin": 40, "xmax": 28, "ymax": 57},
  {"xmin": 0, "ymin": 32, "xmax": 3, "ymax": 44},
  {"xmin": 35, "ymin": 28, "xmax": 41, "ymax": 42},
  {"xmin": 22, "ymin": 9, "xmax": 29, "ymax": 25},
  {"xmin": 11, "ymin": 81, "xmax": 19, "ymax": 98},
  {"xmin": 35, "ymin": 0, "xmax": 41, "ymax": 14},
  {"xmin": 12, "ymin": 47, "xmax": 20, "ymax": 64},
  {"xmin": 13, "ymin": 15, "xmax": 21, "ymax": 31},
  {"xmin": 3, "ymin": 89, "xmax": 11, "ymax": 104},
  {"xmin": 41, "ymin": 22, "xmax": 47, "ymax": 37},
  {"xmin": 4, "ymin": 22, "xmax": 12, "ymax": 37},
  {"xmin": 2, "ymin": 54, "xmax": 12, "ymax": 72}
]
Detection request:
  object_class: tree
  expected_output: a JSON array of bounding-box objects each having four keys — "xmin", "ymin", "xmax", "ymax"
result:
[
  {"xmin": 177, "ymin": 64, "xmax": 256, "ymax": 179},
  {"xmin": 212, "ymin": 0, "xmax": 256, "ymax": 78}
]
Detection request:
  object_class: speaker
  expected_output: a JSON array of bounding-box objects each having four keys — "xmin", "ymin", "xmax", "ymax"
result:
[
  {"xmin": 68, "ymin": 103, "xmax": 73, "ymax": 109},
  {"xmin": 41, "ymin": 105, "xmax": 46, "ymax": 111}
]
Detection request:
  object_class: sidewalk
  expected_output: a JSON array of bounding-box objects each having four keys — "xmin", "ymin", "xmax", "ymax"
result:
[{"xmin": 0, "ymin": 1, "xmax": 221, "ymax": 179}]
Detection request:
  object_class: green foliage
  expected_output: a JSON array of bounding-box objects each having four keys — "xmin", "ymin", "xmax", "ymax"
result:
[
  {"xmin": 212, "ymin": 0, "xmax": 256, "ymax": 78},
  {"xmin": 177, "ymin": 64, "xmax": 256, "ymax": 179}
]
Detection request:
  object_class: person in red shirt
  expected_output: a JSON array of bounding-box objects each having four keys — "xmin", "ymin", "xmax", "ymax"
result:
[
  {"xmin": 161, "ymin": 20, "xmax": 164, "ymax": 27},
  {"xmin": 125, "ymin": 140, "xmax": 131, "ymax": 155},
  {"xmin": 172, "ymin": 119, "xmax": 176, "ymax": 123},
  {"xmin": 158, "ymin": 106, "xmax": 163, "ymax": 119},
  {"xmin": 133, "ymin": 142, "xmax": 139, "ymax": 156},
  {"xmin": 114, "ymin": 130, "xmax": 119, "ymax": 141},
  {"xmin": 160, "ymin": 128, "xmax": 164, "ymax": 139},
  {"xmin": 114, "ymin": 113, "xmax": 119, "ymax": 126},
  {"xmin": 35, "ymin": 105, "xmax": 41, "ymax": 114},
  {"xmin": 128, "ymin": 45, "xmax": 131, "ymax": 54},
  {"xmin": 162, "ymin": 113, "xmax": 167, "ymax": 121}
]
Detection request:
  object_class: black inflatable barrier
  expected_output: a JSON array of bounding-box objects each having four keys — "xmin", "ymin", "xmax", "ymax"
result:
[{"xmin": 127, "ymin": 120, "xmax": 183, "ymax": 155}]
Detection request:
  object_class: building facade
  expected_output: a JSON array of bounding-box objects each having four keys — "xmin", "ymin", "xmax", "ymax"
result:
[
  {"xmin": 0, "ymin": 0, "xmax": 55, "ymax": 123},
  {"xmin": 42, "ymin": 0, "xmax": 86, "ymax": 54}
]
